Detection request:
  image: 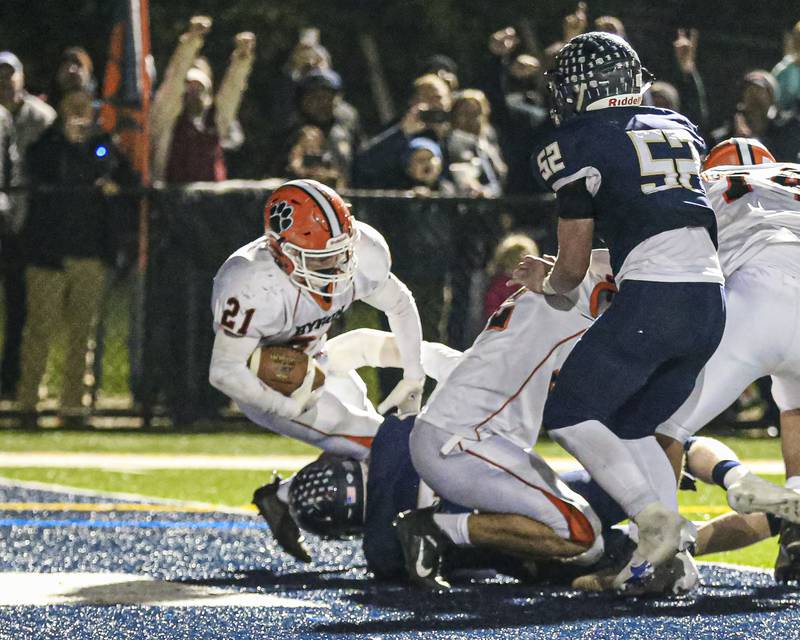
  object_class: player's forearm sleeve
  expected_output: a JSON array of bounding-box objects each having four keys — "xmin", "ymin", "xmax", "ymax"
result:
[
  {"xmin": 325, "ymin": 329, "xmax": 462, "ymax": 383},
  {"xmin": 362, "ymin": 274, "xmax": 425, "ymax": 380},
  {"xmin": 208, "ymin": 331, "xmax": 297, "ymax": 417},
  {"xmin": 325, "ymin": 329, "xmax": 401, "ymax": 373}
]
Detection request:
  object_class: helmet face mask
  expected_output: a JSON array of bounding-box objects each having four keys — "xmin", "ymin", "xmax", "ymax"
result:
[
  {"xmin": 275, "ymin": 231, "xmax": 357, "ymax": 297},
  {"xmin": 264, "ymin": 179, "xmax": 358, "ymax": 298},
  {"xmin": 288, "ymin": 456, "xmax": 367, "ymax": 539},
  {"xmin": 547, "ymin": 32, "xmax": 651, "ymax": 126}
]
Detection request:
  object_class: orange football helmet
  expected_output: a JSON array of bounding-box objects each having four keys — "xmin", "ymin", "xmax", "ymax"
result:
[
  {"xmin": 704, "ymin": 137, "xmax": 776, "ymax": 170},
  {"xmin": 264, "ymin": 179, "xmax": 358, "ymax": 298}
]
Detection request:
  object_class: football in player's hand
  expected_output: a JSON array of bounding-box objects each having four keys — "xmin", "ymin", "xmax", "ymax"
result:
[{"xmin": 248, "ymin": 345, "xmax": 325, "ymax": 396}]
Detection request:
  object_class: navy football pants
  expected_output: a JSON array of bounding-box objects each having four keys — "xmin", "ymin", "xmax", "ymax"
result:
[{"xmin": 543, "ymin": 280, "xmax": 725, "ymax": 439}]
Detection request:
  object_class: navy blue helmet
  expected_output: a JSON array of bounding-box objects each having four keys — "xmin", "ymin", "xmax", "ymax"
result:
[
  {"xmin": 288, "ymin": 456, "xmax": 367, "ymax": 539},
  {"xmin": 547, "ymin": 32, "xmax": 651, "ymax": 125}
]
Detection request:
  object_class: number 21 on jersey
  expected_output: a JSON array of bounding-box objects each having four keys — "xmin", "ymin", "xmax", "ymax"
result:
[{"xmin": 220, "ymin": 297, "xmax": 255, "ymax": 335}]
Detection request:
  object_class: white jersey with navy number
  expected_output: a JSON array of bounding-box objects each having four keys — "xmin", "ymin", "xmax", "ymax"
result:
[
  {"xmin": 702, "ymin": 162, "xmax": 800, "ymax": 277},
  {"xmin": 211, "ymin": 220, "xmax": 391, "ymax": 357},
  {"xmin": 418, "ymin": 250, "xmax": 615, "ymax": 449},
  {"xmin": 536, "ymin": 106, "xmax": 723, "ymax": 285}
]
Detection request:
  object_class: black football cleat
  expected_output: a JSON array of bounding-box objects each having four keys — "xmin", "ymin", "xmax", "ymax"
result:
[
  {"xmin": 775, "ymin": 520, "xmax": 800, "ymax": 584},
  {"xmin": 252, "ymin": 477, "xmax": 312, "ymax": 563},
  {"xmin": 393, "ymin": 507, "xmax": 451, "ymax": 591}
]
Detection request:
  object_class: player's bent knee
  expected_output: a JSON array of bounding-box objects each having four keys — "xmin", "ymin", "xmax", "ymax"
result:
[
  {"xmin": 655, "ymin": 418, "xmax": 694, "ymax": 444},
  {"xmin": 408, "ymin": 419, "xmax": 438, "ymax": 470},
  {"xmin": 562, "ymin": 504, "xmax": 598, "ymax": 548}
]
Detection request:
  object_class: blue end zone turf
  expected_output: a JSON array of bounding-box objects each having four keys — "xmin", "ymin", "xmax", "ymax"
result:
[{"xmin": 0, "ymin": 480, "xmax": 798, "ymax": 639}]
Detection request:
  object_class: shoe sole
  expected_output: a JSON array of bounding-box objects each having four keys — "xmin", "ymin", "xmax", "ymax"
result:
[{"xmin": 728, "ymin": 491, "xmax": 800, "ymax": 524}]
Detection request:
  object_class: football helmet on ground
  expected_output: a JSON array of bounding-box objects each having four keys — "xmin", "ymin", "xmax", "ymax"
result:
[
  {"xmin": 288, "ymin": 455, "xmax": 367, "ymax": 539},
  {"xmin": 546, "ymin": 32, "xmax": 651, "ymax": 125},
  {"xmin": 264, "ymin": 179, "xmax": 358, "ymax": 298}
]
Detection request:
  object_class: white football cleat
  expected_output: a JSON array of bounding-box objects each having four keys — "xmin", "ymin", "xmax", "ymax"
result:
[
  {"xmin": 644, "ymin": 550, "xmax": 699, "ymax": 596},
  {"xmin": 578, "ymin": 550, "xmax": 700, "ymax": 596},
  {"xmin": 613, "ymin": 503, "xmax": 697, "ymax": 593},
  {"xmin": 727, "ymin": 472, "xmax": 800, "ymax": 524}
]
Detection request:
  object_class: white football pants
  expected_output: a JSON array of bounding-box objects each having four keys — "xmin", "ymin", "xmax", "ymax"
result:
[
  {"xmin": 410, "ymin": 418, "xmax": 603, "ymax": 547},
  {"xmin": 239, "ymin": 369, "xmax": 381, "ymax": 460},
  {"xmin": 658, "ymin": 256, "xmax": 800, "ymax": 443}
]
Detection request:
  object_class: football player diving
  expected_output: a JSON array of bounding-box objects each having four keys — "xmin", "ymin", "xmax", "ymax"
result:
[{"xmin": 208, "ymin": 179, "xmax": 426, "ymax": 563}]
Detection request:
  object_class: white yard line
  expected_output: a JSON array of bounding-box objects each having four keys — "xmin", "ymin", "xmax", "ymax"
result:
[
  {"xmin": 0, "ymin": 476, "xmax": 255, "ymax": 514},
  {"xmin": 0, "ymin": 451, "xmax": 786, "ymax": 475},
  {"xmin": 0, "ymin": 452, "xmax": 317, "ymax": 471},
  {"xmin": 0, "ymin": 572, "xmax": 328, "ymax": 608}
]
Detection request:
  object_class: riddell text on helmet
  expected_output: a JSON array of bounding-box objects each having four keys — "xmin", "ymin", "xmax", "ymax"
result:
[{"xmin": 607, "ymin": 95, "xmax": 641, "ymax": 107}]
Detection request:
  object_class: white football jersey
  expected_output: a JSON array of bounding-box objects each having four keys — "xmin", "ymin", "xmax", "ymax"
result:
[
  {"xmin": 211, "ymin": 221, "xmax": 391, "ymax": 356},
  {"xmin": 702, "ymin": 162, "xmax": 800, "ymax": 276},
  {"xmin": 418, "ymin": 250, "xmax": 615, "ymax": 449}
]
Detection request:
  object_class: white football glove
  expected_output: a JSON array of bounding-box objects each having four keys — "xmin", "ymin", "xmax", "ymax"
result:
[
  {"xmin": 377, "ymin": 377, "xmax": 424, "ymax": 418},
  {"xmin": 272, "ymin": 393, "xmax": 305, "ymax": 420},
  {"xmin": 289, "ymin": 357, "xmax": 323, "ymax": 413}
]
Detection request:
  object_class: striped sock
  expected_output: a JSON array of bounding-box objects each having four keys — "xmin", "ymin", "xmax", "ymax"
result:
[{"xmin": 711, "ymin": 460, "xmax": 747, "ymax": 489}]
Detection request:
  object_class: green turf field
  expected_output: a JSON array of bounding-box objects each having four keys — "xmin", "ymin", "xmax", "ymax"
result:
[{"xmin": 0, "ymin": 431, "xmax": 785, "ymax": 569}]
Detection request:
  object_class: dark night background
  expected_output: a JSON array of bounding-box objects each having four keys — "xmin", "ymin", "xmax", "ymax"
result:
[{"xmin": 0, "ymin": 0, "xmax": 795, "ymax": 177}]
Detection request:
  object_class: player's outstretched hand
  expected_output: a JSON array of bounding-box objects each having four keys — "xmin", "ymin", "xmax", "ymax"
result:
[
  {"xmin": 378, "ymin": 377, "xmax": 424, "ymax": 418},
  {"xmin": 508, "ymin": 255, "xmax": 551, "ymax": 293}
]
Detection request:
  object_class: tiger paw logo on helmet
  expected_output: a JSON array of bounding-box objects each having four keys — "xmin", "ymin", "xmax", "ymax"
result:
[
  {"xmin": 263, "ymin": 179, "xmax": 358, "ymax": 302},
  {"xmin": 269, "ymin": 201, "xmax": 294, "ymax": 233}
]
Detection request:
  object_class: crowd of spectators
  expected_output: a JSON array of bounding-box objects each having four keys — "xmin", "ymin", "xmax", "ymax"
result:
[
  {"xmin": 151, "ymin": 15, "xmax": 254, "ymax": 184},
  {"xmin": 1, "ymin": 7, "xmax": 799, "ymax": 424},
  {"xmin": 16, "ymin": 89, "xmax": 136, "ymax": 426}
]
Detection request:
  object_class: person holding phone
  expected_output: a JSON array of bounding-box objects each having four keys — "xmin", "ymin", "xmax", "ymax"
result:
[
  {"xmin": 272, "ymin": 67, "xmax": 361, "ymax": 186},
  {"xmin": 286, "ymin": 124, "xmax": 344, "ymax": 188},
  {"xmin": 354, "ymin": 74, "xmax": 490, "ymax": 194}
]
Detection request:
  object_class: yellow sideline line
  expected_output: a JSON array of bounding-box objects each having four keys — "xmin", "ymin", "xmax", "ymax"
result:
[
  {"xmin": 0, "ymin": 502, "xmax": 258, "ymax": 513},
  {"xmin": 0, "ymin": 501, "xmax": 730, "ymax": 515}
]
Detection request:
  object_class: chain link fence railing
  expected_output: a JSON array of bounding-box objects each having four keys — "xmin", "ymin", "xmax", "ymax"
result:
[
  {"xmin": 0, "ymin": 182, "xmax": 781, "ymax": 431},
  {"xmin": 139, "ymin": 183, "xmax": 559, "ymax": 426}
]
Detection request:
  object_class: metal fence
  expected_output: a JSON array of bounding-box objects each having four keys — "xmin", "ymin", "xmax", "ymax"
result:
[
  {"xmin": 0, "ymin": 182, "xmax": 780, "ymax": 431},
  {"xmin": 138, "ymin": 183, "xmax": 558, "ymax": 426}
]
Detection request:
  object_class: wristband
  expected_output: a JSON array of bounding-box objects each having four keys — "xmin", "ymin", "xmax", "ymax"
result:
[{"xmin": 541, "ymin": 275, "xmax": 557, "ymax": 296}]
